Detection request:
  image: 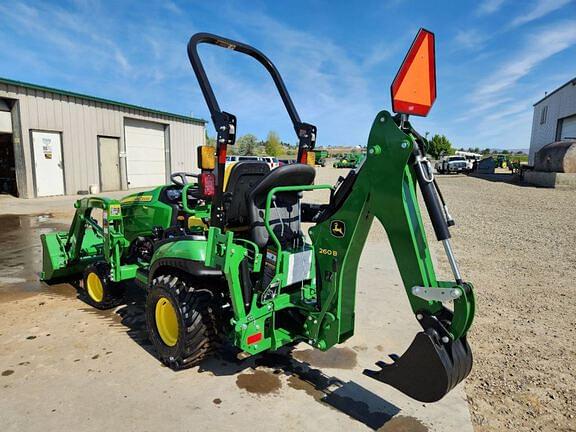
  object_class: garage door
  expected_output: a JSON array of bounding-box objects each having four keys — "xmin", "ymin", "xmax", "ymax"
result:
[
  {"xmin": 560, "ymin": 115, "xmax": 576, "ymax": 140},
  {"xmin": 124, "ymin": 118, "xmax": 167, "ymax": 188}
]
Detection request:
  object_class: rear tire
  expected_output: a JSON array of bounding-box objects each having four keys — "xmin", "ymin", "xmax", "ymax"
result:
[
  {"xmin": 145, "ymin": 273, "xmax": 217, "ymax": 370},
  {"xmin": 81, "ymin": 262, "xmax": 124, "ymax": 310}
]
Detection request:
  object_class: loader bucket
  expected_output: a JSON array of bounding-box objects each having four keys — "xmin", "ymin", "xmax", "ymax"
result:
[
  {"xmin": 40, "ymin": 231, "xmax": 72, "ymax": 281},
  {"xmin": 363, "ymin": 330, "xmax": 472, "ymax": 403},
  {"xmin": 40, "ymin": 229, "xmax": 103, "ymax": 281}
]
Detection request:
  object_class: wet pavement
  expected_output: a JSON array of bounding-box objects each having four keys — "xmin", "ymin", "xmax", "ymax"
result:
[{"xmin": 0, "ymin": 214, "xmax": 74, "ymax": 302}]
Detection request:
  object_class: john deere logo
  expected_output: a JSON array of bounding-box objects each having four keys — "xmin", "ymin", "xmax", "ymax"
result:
[{"xmin": 330, "ymin": 220, "xmax": 346, "ymax": 238}]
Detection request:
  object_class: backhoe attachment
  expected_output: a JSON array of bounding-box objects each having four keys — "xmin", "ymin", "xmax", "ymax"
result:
[
  {"xmin": 308, "ymin": 28, "xmax": 475, "ymax": 402},
  {"xmin": 308, "ymin": 108, "xmax": 476, "ymax": 403}
]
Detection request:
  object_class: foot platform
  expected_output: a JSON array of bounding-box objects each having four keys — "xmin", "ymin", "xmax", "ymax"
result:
[{"xmin": 363, "ymin": 330, "xmax": 473, "ymax": 402}]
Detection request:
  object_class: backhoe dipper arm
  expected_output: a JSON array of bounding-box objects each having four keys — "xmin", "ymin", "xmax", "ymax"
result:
[{"xmin": 308, "ymin": 111, "xmax": 475, "ymax": 402}]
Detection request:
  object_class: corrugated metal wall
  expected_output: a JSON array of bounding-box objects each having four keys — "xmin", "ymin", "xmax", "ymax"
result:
[
  {"xmin": 0, "ymin": 81, "xmax": 205, "ymax": 198},
  {"xmin": 529, "ymin": 83, "xmax": 576, "ymax": 164}
]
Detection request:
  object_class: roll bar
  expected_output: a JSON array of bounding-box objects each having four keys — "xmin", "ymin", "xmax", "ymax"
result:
[
  {"xmin": 187, "ymin": 33, "xmax": 317, "ymax": 163},
  {"xmin": 187, "ymin": 32, "xmax": 317, "ymax": 227}
]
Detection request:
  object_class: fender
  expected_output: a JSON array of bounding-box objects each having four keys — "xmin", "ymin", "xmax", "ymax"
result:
[{"xmin": 149, "ymin": 237, "xmax": 222, "ymax": 282}]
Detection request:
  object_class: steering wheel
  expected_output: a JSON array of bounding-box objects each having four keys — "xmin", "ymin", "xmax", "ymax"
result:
[{"xmin": 170, "ymin": 172, "xmax": 199, "ymax": 187}]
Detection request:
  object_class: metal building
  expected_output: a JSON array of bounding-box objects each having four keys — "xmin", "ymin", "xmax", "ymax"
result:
[
  {"xmin": 0, "ymin": 77, "xmax": 206, "ymax": 198},
  {"xmin": 529, "ymin": 77, "xmax": 576, "ymax": 165}
]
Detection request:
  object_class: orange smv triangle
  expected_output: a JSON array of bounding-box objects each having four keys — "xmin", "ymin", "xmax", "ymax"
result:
[{"xmin": 391, "ymin": 29, "xmax": 436, "ymax": 117}]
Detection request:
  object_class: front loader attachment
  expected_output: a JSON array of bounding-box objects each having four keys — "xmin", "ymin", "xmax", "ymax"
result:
[
  {"xmin": 364, "ymin": 331, "xmax": 472, "ymax": 403},
  {"xmin": 41, "ymin": 197, "xmax": 124, "ymax": 281}
]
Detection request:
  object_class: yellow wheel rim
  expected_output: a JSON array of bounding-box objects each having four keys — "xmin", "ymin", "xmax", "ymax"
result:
[
  {"xmin": 86, "ymin": 272, "xmax": 104, "ymax": 303},
  {"xmin": 155, "ymin": 297, "xmax": 179, "ymax": 347}
]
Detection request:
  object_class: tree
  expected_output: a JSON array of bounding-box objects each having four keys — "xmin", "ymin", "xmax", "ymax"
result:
[
  {"xmin": 481, "ymin": 148, "xmax": 491, "ymax": 155},
  {"xmin": 264, "ymin": 131, "xmax": 283, "ymax": 156},
  {"xmin": 501, "ymin": 149, "xmax": 509, "ymax": 154},
  {"xmin": 205, "ymin": 130, "xmax": 216, "ymax": 147},
  {"xmin": 236, "ymin": 134, "xmax": 258, "ymax": 156},
  {"xmin": 427, "ymin": 134, "xmax": 454, "ymax": 159}
]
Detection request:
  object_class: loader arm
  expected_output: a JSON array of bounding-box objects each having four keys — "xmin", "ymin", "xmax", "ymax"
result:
[
  {"xmin": 308, "ymin": 111, "xmax": 475, "ymax": 402},
  {"xmin": 40, "ymin": 197, "xmax": 130, "ymax": 281}
]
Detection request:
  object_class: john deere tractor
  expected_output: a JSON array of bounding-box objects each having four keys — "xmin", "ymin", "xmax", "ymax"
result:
[
  {"xmin": 41, "ymin": 29, "xmax": 474, "ymax": 403},
  {"xmin": 333, "ymin": 152, "xmax": 364, "ymax": 169},
  {"xmin": 313, "ymin": 149, "xmax": 328, "ymax": 167}
]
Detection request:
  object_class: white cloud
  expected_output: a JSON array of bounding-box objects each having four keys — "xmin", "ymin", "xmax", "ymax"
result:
[
  {"xmin": 510, "ymin": 0, "xmax": 574, "ymax": 27},
  {"xmin": 474, "ymin": 21, "xmax": 576, "ymax": 102},
  {"xmin": 114, "ymin": 51, "xmax": 131, "ymax": 73},
  {"xmin": 0, "ymin": 1, "xmax": 133, "ymax": 75},
  {"xmin": 476, "ymin": 0, "xmax": 507, "ymax": 15},
  {"xmin": 459, "ymin": 21, "xmax": 576, "ymax": 149},
  {"xmin": 163, "ymin": 0, "xmax": 183, "ymax": 15},
  {"xmin": 454, "ymin": 29, "xmax": 488, "ymax": 50},
  {"xmin": 362, "ymin": 43, "xmax": 398, "ymax": 68}
]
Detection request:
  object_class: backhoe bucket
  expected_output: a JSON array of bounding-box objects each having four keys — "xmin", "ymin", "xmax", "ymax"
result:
[{"xmin": 363, "ymin": 330, "xmax": 472, "ymax": 403}]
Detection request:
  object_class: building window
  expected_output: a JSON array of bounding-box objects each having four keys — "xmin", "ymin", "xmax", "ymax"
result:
[
  {"xmin": 540, "ymin": 105, "xmax": 548, "ymax": 124},
  {"xmin": 555, "ymin": 118, "xmax": 563, "ymax": 141}
]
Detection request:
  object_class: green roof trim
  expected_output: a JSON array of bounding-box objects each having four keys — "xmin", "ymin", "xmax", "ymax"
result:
[{"xmin": 0, "ymin": 76, "xmax": 207, "ymax": 124}]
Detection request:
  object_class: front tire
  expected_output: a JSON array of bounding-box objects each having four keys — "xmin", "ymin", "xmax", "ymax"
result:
[
  {"xmin": 81, "ymin": 262, "xmax": 124, "ymax": 310},
  {"xmin": 145, "ymin": 273, "xmax": 217, "ymax": 370}
]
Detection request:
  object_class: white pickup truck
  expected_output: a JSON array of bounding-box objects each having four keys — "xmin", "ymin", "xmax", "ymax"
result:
[{"xmin": 435, "ymin": 155, "xmax": 469, "ymax": 174}]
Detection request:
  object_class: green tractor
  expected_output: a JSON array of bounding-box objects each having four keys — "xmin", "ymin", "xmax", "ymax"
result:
[
  {"xmin": 494, "ymin": 154, "xmax": 511, "ymax": 169},
  {"xmin": 41, "ymin": 29, "xmax": 474, "ymax": 403},
  {"xmin": 313, "ymin": 149, "xmax": 328, "ymax": 167},
  {"xmin": 333, "ymin": 152, "xmax": 363, "ymax": 168}
]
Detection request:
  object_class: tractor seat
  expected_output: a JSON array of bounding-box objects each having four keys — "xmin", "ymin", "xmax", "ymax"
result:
[
  {"xmin": 248, "ymin": 164, "xmax": 316, "ymax": 248},
  {"xmin": 223, "ymin": 161, "xmax": 270, "ymax": 228}
]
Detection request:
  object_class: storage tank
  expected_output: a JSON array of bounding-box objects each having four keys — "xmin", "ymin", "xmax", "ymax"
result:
[{"xmin": 534, "ymin": 140, "xmax": 576, "ymax": 173}]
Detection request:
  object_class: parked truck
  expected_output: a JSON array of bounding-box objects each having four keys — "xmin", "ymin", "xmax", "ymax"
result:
[{"xmin": 435, "ymin": 155, "xmax": 469, "ymax": 174}]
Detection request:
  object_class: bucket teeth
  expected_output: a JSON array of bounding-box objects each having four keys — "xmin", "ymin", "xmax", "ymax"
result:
[{"xmin": 363, "ymin": 331, "xmax": 472, "ymax": 403}]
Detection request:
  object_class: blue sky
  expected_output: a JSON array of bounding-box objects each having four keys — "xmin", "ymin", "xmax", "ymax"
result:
[{"xmin": 0, "ymin": 0, "xmax": 575, "ymax": 150}]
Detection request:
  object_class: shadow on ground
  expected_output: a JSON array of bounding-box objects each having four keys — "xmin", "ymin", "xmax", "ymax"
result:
[
  {"xmin": 464, "ymin": 172, "xmax": 537, "ymax": 187},
  {"xmin": 46, "ymin": 279, "xmax": 401, "ymax": 430}
]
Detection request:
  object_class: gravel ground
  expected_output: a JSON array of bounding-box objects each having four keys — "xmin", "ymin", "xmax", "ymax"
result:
[{"xmin": 430, "ymin": 174, "xmax": 576, "ymax": 432}]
